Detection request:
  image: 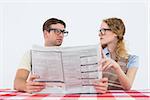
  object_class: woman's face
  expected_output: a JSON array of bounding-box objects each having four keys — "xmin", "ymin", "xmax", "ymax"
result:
[{"xmin": 99, "ymin": 22, "xmax": 117, "ymax": 46}]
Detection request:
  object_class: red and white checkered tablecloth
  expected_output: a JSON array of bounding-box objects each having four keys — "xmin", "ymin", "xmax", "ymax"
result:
[{"xmin": 0, "ymin": 89, "xmax": 150, "ymax": 100}]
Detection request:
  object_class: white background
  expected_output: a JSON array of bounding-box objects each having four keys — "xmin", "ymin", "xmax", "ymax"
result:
[{"xmin": 0, "ymin": 0, "xmax": 149, "ymax": 89}]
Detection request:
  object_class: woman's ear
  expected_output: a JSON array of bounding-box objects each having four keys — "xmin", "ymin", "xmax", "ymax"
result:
[
  {"xmin": 113, "ymin": 33, "xmax": 118, "ymax": 38},
  {"xmin": 113, "ymin": 33, "xmax": 117, "ymax": 37}
]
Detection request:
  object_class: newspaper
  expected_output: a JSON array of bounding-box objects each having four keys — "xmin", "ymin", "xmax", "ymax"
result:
[{"xmin": 31, "ymin": 44, "xmax": 102, "ymax": 94}]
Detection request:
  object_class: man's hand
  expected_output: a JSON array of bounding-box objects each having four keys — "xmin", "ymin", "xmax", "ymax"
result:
[
  {"xmin": 93, "ymin": 78, "xmax": 108, "ymax": 94},
  {"xmin": 25, "ymin": 74, "xmax": 46, "ymax": 93}
]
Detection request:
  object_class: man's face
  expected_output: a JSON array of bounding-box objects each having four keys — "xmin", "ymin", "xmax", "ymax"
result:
[{"xmin": 44, "ymin": 23, "xmax": 65, "ymax": 46}]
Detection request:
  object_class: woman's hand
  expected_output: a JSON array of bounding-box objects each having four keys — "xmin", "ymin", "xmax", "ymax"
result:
[
  {"xmin": 98, "ymin": 44, "xmax": 120, "ymax": 72},
  {"xmin": 93, "ymin": 78, "xmax": 108, "ymax": 94},
  {"xmin": 100, "ymin": 58, "xmax": 120, "ymax": 71},
  {"xmin": 25, "ymin": 74, "xmax": 46, "ymax": 93}
]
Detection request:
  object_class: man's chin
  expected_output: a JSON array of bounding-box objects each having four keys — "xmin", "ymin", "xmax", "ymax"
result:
[{"xmin": 56, "ymin": 42, "xmax": 62, "ymax": 46}]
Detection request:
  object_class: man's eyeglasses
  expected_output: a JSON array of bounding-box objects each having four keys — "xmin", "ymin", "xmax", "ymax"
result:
[
  {"xmin": 48, "ymin": 28, "xmax": 68, "ymax": 37},
  {"xmin": 99, "ymin": 28, "xmax": 111, "ymax": 35}
]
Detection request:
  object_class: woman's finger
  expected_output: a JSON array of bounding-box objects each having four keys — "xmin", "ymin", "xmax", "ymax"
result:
[
  {"xmin": 102, "ymin": 60, "xmax": 111, "ymax": 70},
  {"xmin": 100, "ymin": 77, "xmax": 108, "ymax": 83},
  {"xmin": 98, "ymin": 43, "xmax": 107, "ymax": 59},
  {"xmin": 104, "ymin": 63, "xmax": 113, "ymax": 71}
]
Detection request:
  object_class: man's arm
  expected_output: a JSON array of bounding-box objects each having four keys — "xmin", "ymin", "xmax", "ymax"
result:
[
  {"xmin": 14, "ymin": 69, "xmax": 29, "ymax": 91},
  {"xmin": 14, "ymin": 69, "xmax": 46, "ymax": 93}
]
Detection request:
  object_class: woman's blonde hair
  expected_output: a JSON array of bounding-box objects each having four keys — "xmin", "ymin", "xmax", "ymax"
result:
[{"xmin": 103, "ymin": 17, "xmax": 128, "ymax": 60}]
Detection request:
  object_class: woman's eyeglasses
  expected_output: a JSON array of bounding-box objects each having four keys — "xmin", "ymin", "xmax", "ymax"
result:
[{"xmin": 99, "ymin": 28, "xmax": 111, "ymax": 35}]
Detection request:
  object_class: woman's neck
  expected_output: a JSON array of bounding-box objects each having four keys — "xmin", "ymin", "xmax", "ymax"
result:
[
  {"xmin": 106, "ymin": 40, "xmax": 118, "ymax": 60},
  {"xmin": 107, "ymin": 42, "xmax": 117, "ymax": 53}
]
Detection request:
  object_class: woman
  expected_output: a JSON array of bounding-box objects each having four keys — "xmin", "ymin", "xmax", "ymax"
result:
[{"xmin": 94, "ymin": 17, "xmax": 139, "ymax": 93}]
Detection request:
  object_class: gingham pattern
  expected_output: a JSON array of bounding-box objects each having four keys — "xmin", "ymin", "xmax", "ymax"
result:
[{"xmin": 0, "ymin": 89, "xmax": 150, "ymax": 100}]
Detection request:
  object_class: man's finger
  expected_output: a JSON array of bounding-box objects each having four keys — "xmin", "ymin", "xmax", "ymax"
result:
[
  {"xmin": 27, "ymin": 85, "xmax": 45, "ymax": 90},
  {"xmin": 28, "ymin": 74, "xmax": 40, "ymax": 81},
  {"xmin": 29, "ymin": 82, "xmax": 46, "ymax": 86}
]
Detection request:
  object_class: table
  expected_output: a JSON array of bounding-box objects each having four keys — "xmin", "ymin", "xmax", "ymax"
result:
[{"xmin": 0, "ymin": 89, "xmax": 150, "ymax": 100}]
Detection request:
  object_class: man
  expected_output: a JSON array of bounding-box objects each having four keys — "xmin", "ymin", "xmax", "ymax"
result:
[{"xmin": 14, "ymin": 18, "xmax": 68, "ymax": 93}]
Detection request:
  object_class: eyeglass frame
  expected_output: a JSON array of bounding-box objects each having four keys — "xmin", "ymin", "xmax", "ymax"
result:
[
  {"xmin": 48, "ymin": 28, "xmax": 69, "ymax": 37},
  {"xmin": 99, "ymin": 28, "xmax": 111, "ymax": 35}
]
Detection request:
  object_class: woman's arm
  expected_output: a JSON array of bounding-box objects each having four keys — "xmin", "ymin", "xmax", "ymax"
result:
[
  {"xmin": 115, "ymin": 66, "xmax": 138, "ymax": 90},
  {"xmin": 93, "ymin": 78, "xmax": 108, "ymax": 93},
  {"xmin": 100, "ymin": 57, "xmax": 138, "ymax": 90}
]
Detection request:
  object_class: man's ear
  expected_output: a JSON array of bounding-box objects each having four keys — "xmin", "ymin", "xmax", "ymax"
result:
[{"xmin": 43, "ymin": 30, "xmax": 48, "ymax": 38}]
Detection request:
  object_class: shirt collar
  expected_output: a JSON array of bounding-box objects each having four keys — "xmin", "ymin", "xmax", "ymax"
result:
[{"xmin": 103, "ymin": 47, "xmax": 110, "ymax": 58}]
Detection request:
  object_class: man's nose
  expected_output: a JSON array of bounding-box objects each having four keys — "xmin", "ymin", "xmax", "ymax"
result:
[
  {"xmin": 59, "ymin": 32, "xmax": 64, "ymax": 37},
  {"xmin": 98, "ymin": 32, "xmax": 101, "ymax": 37}
]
